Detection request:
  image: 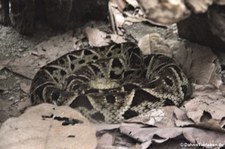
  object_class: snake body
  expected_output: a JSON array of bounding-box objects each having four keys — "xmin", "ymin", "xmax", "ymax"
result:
[{"xmin": 30, "ymin": 42, "xmax": 191, "ymax": 123}]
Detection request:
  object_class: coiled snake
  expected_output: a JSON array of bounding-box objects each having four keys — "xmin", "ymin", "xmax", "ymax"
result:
[{"xmin": 30, "ymin": 42, "xmax": 191, "ymax": 123}]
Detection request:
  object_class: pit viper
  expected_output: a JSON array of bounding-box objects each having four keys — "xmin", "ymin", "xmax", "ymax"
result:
[{"xmin": 30, "ymin": 42, "xmax": 191, "ymax": 123}]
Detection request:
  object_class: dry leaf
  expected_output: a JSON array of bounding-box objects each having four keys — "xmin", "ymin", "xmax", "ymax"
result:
[
  {"xmin": 137, "ymin": 0, "xmax": 190, "ymax": 25},
  {"xmin": 85, "ymin": 27, "xmax": 110, "ymax": 47},
  {"xmin": 6, "ymin": 32, "xmax": 76, "ymax": 79},
  {"xmin": 120, "ymin": 123, "xmax": 182, "ymax": 143},
  {"xmin": 96, "ymin": 133, "xmax": 114, "ymax": 149},
  {"xmin": 6, "ymin": 56, "xmax": 38, "ymax": 79},
  {"xmin": 126, "ymin": 107, "xmax": 183, "ymax": 128},
  {"xmin": 109, "ymin": 1, "xmax": 126, "ymax": 34},
  {"xmin": 184, "ymin": 84, "xmax": 225, "ymax": 131},
  {"xmin": 96, "ymin": 127, "xmax": 136, "ymax": 149},
  {"xmin": 138, "ymin": 33, "xmax": 171, "ymax": 56},
  {"xmin": 110, "ymin": 34, "xmax": 127, "ymax": 43},
  {"xmin": 120, "ymin": 123, "xmax": 225, "ymax": 148},
  {"xmin": 173, "ymin": 41, "xmax": 222, "ymax": 87},
  {"xmin": 183, "ymin": 127, "xmax": 225, "ymax": 146},
  {"xmin": 35, "ymin": 32, "xmax": 75, "ymax": 62},
  {"xmin": 185, "ymin": 0, "xmax": 213, "ymax": 13},
  {"xmin": 126, "ymin": 0, "xmax": 139, "ymax": 8},
  {"xmin": 0, "ymin": 59, "xmax": 10, "ymax": 70},
  {"xmin": 110, "ymin": 0, "xmax": 127, "ymax": 11},
  {"xmin": 174, "ymin": 107, "xmax": 194, "ymax": 127},
  {"xmin": 0, "ymin": 103, "xmax": 97, "ymax": 149},
  {"xmin": 20, "ymin": 82, "xmax": 31, "ymax": 93}
]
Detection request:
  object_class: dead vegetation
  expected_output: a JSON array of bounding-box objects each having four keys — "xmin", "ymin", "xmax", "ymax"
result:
[{"xmin": 0, "ymin": 0, "xmax": 225, "ymax": 148}]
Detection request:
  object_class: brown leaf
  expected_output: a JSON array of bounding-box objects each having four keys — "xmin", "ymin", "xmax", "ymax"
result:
[
  {"xmin": 108, "ymin": 1, "xmax": 126, "ymax": 34},
  {"xmin": 6, "ymin": 56, "xmax": 38, "ymax": 79},
  {"xmin": 96, "ymin": 133, "xmax": 114, "ymax": 149},
  {"xmin": 110, "ymin": 0, "xmax": 127, "ymax": 11},
  {"xmin": 126, "ymin": 0, "xmax": 139, "ymax": 8},
  {"xmin": 137, "ymin": 0, "xmax": 190, "ymax": 25},
  {"xmin": 120, "ymin": 123, "xmax": 225, "ymax": 148},
  {"xmin": 0, "ymin": 104, "xmax": 97, "ymax": 149},
  {"xmin": 183, "ymin": 127, "xmax": 225, "ymax": 146},
  {"xmin": 174, "ymin": 107, "xmax": 194, "ymax": 127},
  {"xmin": 85, "ymin": 27, "xmax": 110, "ymax": 47},
  {"xmin": 184, "ymin": 84, "xmax": 225, "ymax": 131},
  {"xmin": 35, "ymin": 32, "xmax": 76, "ymax": 62},
  {"xmin": 173, "ymin": 41, "xmax": 222, "ymax": 87},
  {"xmin": 185, "ymin": 0, "xmax": 213, "ymax": 13},
  {"xmin": 6, "ymin": 32, "xmax": 76, "ymax": 79},
  {"xmin": 110, "ymin": 34, "xmax": 127, "ymax": 44},
  {"xmin": 126, "ymin": 107, "xmax": 182, "ymax": 128},
  {"xmin": 138, "ymin": 33, "xmax": 172, "ymax": 56},
  {"xmin": 120, "ymin": 123, "xmax": 183, "ymax": 144},
  {"xmin": 20, "ymin": 82, "xmax": 31, "ymax": 94},
  {"xmin": 0, "ymin": 59, "xmax": 10, "ymax": 70}
]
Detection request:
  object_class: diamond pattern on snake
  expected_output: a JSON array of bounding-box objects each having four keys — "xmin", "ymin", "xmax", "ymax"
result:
[{"xmin": 30, "ymin": 42, "xmax": 191, "ymax": 123}]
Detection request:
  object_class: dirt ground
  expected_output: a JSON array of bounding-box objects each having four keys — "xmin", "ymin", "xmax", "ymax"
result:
[
  {"xmin": 1, "ymin": 19, "xmax": 225, "ymax": 149},
  {"xmin": 0, "ymin": 24, "xmax": 57, "ymax": 126}
]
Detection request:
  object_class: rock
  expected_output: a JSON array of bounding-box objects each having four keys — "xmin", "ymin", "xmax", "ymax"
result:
[
  {"xmin": 177, "ymin": 5, "xmax": 225, "ymax": 51},
  {"xmin": 10, "ymin": 0, "xmax": 35, "ymax": 35},
  {"xmin": 7, "ymin": 0, "xmax": 108, "ymax": 35}
]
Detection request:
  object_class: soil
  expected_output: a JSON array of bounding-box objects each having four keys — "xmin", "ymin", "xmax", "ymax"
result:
[{"xmin": 0, "ymin": 24, "xmax": 57, "ymax": 126}]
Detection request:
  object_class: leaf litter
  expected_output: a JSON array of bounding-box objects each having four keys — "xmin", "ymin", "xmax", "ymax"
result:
[{"xmin": 0, "ymin": 0, "xmax": 225, "ymax": 148}]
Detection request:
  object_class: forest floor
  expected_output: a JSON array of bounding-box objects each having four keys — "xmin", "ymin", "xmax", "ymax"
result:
[{"xmin": 0, "ymin": 20, "xmax": 225, "ymax": 148}]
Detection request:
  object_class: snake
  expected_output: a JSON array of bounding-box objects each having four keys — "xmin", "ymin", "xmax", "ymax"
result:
[{"xmin": 30, "ymin": 42, "xmax": 191, "ymax": 123}]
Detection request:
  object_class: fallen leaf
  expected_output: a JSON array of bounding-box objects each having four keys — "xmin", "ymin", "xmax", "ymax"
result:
[
  {"xmin": 126, "ymin": 0, "xmax": 139, "ymax": 8},
  {"xmin": 120, "ymin": 123, "xmax": 182, "ymax": 143},
  {"xmin": 96, "ymin": 133, "xmax": 114, "ymax": 149},
  {"xmin": 185, "ymin": 0, "xmax": 213, "ymax": 13},
  {"xmin": 120, "ymin": 123, "xmax": 225, "ymax": 148},
  {"xmin": 6, "ymin": 32, "xmax": 76, "ymax": 79},
  {"xmin": 6, "ymin": 56, "xmax": 37, "ymax": 79},
  {"xmin": 108, "ymin": 1, "xmax": 126, "ymax": 34},
  {"xmin": 126, "ymin": 107, "xmax": 181, "ymax": 128},
  {"xmin": 20, "ymin": 82, "xmax": 31, "ymax": 94},
  {"xmin": 110, "ymin": 34, "xmax": 127, "ymax": 43},
  {"xmin": 35, "ymin": 32, "xmax": 76, "ymax": 62},
  {"xmin": 137, "ymin": 0, "xmax": 190, "ymax": 25},
  {"xmin": 0, "ymin": 103, "xmax": 97, "ymax": 149},
  {"xmin": 138, "ymin": 33, "xmax": 171, "ymax": 56},
  {"xmin": 183, "ymin": 127, "xmax": 225, "ymax": 146},
  {"xmin": 85, "ymin": 27, "xmax": 110, "ymax": 47},
  {"xmin": 0, "ymin": 59, "xmax": 10, "ymax": 70},
  {"xmin": 184, "ymin": 84, "xmax": 225, "ymax": 131},
  {"xmin": 173, "ymin": 41, "xmax": 222, "ymax": 87},
  {"xmin": 110, "ymin": 0, "xmax": 127, "ymax": 11}
]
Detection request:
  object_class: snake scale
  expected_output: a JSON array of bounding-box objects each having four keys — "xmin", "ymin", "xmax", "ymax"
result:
[{"xmin": 30, "ymin": 42, "xmax": 191, "ymax": 123}]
